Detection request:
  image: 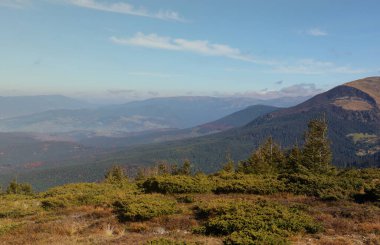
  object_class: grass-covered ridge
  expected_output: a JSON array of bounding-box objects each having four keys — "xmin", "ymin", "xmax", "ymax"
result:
[{"xmin": 0, "ymin": 165, "xmax": 379, "ymax": 244}]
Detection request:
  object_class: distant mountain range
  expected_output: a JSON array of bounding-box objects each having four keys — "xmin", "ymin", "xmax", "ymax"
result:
[
  {"xmin": 0, "ymin": 95, "xmax": 91, "ymax": 119},
  {"xmin": 78, "ymin": 104, "xmax": 278, "ymax": 148},
  {"xmin": 68, "ymin": 77, "xmax": 380, "ymax": 174},
  {"xmin": 0, "ymin": 104, "xmax": 279, "ymax": 190},
  {"xmin": 0, "ymin": 96, "xmax": 307, "ymax": 134}
]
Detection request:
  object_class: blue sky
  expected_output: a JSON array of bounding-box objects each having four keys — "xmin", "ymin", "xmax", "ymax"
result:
[{"xmin": 1, "ymin": 0, "xmax": 379, "ymax": 102}]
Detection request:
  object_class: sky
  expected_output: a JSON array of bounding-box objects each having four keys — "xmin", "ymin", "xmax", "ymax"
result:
[{"xmin": 1, "ymin": 0, "xmax": 380, "ymax": 103}]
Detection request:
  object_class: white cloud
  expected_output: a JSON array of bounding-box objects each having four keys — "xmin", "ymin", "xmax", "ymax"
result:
[
  {"xmin": 272, "ymin": 59, "xmax": 370, "ymax": 75},
  {"xmin": 277, "ymin": 83, "xmax": 323, "ymax": 96},
  {"xmin": 307, "ymin": 28, "xmax": 328, "ymax": 36},
  {"xmin": 67, "ymin": 0, "xmax": 185, "ymax": 21},
  {"xmin": 110, "ymin": 32, "xmax": 269, "ymax": 63},
  {"xmin": 112, "ymin": 33, "xmax": 370, "ymax": 74},
  {"xmin": 0, "ymin": 0, "xmax": 30, "ymax": 8},
  {"xmin": 234, "ymin": 83, "xmax": 323, "ymax": 99}
]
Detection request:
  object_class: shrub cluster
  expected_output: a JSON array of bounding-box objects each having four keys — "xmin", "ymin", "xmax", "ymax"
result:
[
  {"xmin": 212, "ymin": 174, "xmax": 285, "ymax": 195},
  {"xmin": 113, "ymin": 194, "xmax": 180, "ymax": 222},
  {"xmin": 365, "ymin": 183, "xmax": 380, "ymax": 202},
  {"xmin": 139, "ymin": 170, "xmax": 376, "ymax": 201},
  {"xmin": 194, "ymin": 199, "xmax": 322, "ymax": 244},
  {"xmin": 40, "ymin": 182, "xmax": 139, "ymax": 209},
  {"xmin": 5, "ymin": 179, "xmax": 32, "ymax": 195},
  {"xmin": 280, "ymin": 173, "xmax": 357, "ymax": 201},
  {"xmin": 142, "ymin": 174, "xmax": 212, "ymax": 194},
  {"xmin": 0, "ymin": 195, "xmax": 41, "ymax": 218}
]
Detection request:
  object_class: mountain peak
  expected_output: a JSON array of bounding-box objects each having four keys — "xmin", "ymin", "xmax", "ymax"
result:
[{"xmin": 344, "ymin": 77, "xmax": 380, "ymax": 107}]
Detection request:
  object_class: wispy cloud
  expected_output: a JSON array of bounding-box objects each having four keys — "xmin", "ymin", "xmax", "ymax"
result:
[
  {"xmin": 127, "ymin": 71, "xmax": 181, "ymax": 78},
  {"xmin": 110, "ymin": 32, "xmax": 274, "ymax": 63},
  {"xmin": 0, "ymin": 0, "xmax": 30, "ymax": 8},
  {"xmin": 112, "ymin": 33, "xmax": 370, "ymax": 74},
  {"xmin": 307, "ymin": 28, "xmax": 328, "ymax": 36},
  {"xmin": 272, "ymin": 59, "xmax": 369, "ymax": 75},
  {"xmin": 67, "ymin": 0, "xmax": 185, "ymax": 21},
  {"xmin": 234, "ymin": 83, "xmax": 323, "ymax": 99}
]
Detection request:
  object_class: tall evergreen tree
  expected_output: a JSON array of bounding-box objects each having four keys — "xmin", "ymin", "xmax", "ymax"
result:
[
  {"xmin": 283, "ymin": 144, "xmax": 305, "ymax": 174},
  {"xmin": 302, "ymin": 117, "xmax": 333, "ymax": 174}
]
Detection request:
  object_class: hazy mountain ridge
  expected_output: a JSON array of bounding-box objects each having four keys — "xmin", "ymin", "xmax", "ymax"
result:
[
  {"xmin": 0, "ymin": 95, "xmax": 91, "ymax": 119},
  {"xmin": 0, "ymin": 96, "xmax": 306, "ymax": 134},
  {"xmin": 78, "ymin": 105, "xmax": 278, "ymax": 148}
]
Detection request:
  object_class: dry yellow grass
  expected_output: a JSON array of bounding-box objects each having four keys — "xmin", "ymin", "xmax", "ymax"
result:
[
  {"xmin": 333, "ymin": 98, "xmax": 373, "ymax": 111},
  {"xmin": 346, "ymin": 77, "xmax": 380, "ymax": 107}
]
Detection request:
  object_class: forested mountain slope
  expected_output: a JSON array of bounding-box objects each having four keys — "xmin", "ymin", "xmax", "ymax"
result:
[{"xmin": 87, "ymin": 77, "xmax": 380, "ymax": 172}]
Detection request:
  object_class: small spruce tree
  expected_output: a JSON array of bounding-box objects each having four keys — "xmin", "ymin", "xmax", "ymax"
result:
[
  {"xmin": 135, "ymin": 168, "xmax": 146, "ymax": 181},
  {"xmin": 170, "ymin": 164, "xmax": 179, "ymax": 175},
  {"xmin": 104, "ymin": 165, "xmax": 126, "ymax": 184},
  {"xmin": 179, "ymin": 160, "xmax": 192, "ymax": 175},
  {"xmin": 222, "ymin": 159, "xmax": 235, "ymax": 173},
  {"xmin": 238, "ymin": 137, "xmax": 285, "ymax": 174},
  {"xmin": 283, "ymin": 144, "xmax": 305, "ymax": 174},
  {"xmin": 218, "ymin": 153, "xmax": 235, "ymax": 174},
  {"xmin": 157, "ymin": 162, "xmax": 171, "ymax": 175},
  {"xmin": 302, "ymin": 117, "xmax": 333, "ymax": 174},
  {"xmin": 6, "ymin": 179, "xmax": 32, "ymax": 195}
]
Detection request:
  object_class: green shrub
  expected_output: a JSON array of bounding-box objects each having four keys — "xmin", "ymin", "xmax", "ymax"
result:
[
  {"xmin": 142, "ymin": 174, "xmax": 212, "ymax": 194},
  {"xmin": 212, "ymin": 174, "xmax": 285, "ymax": 195},
  {"xmin": 40, "ymin": 182, "xmax": 139, "ymax": 209},
  {"xmin": 338, "ymin": 168, "xmax": 380, "ymax": 182},
  {"xmin": 6, "ymin": 180, "xmax": 32, "ymax": 195},
  {"xmin": 365, "ymin": 183, "xmax": 380, "ymax": 202},
  {"xmin": 41, "ymin": 197, "xmax": 69, "ymax": 210},
  {"xmin": 0, "ymin": 195, "xmax": 41, "ymax": 218},
  {"xmin": 194, "ymin": 199, "xmax": 322, "ymax": 244},
  {"xmin": 280, "ymin": 173, "xmax": 363, "ymax": 200},
  {"xmin": 176, "ymin": 195, "xmax": 194, "ymax": 203},
  {"xmin": 113, "ymin": 194, "xmax": 180, "ymax": 222}
]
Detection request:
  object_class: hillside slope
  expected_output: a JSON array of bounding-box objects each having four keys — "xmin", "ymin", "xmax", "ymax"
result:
[
  {"xmin": 5, "ymin": 77, "xmax": 380, "ymax": 189},
  {"xmin": 84, "ymin": 77, "xmax": 380, "ymax": 172}
]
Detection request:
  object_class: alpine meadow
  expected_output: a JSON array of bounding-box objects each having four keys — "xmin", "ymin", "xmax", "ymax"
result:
[{"xmin": 0, "ymin": 1, "xmax": 380, "ymax": 244}]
